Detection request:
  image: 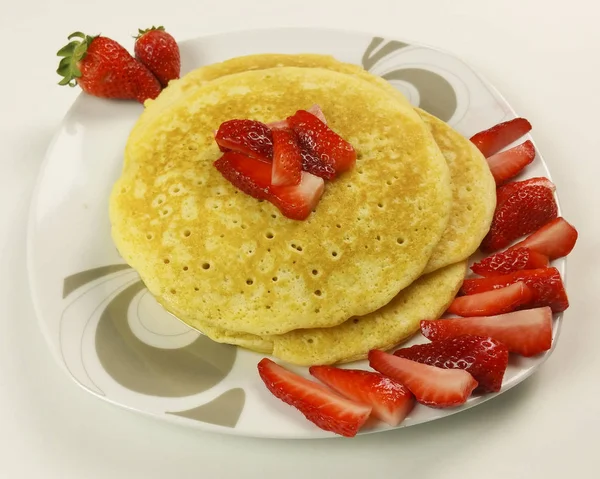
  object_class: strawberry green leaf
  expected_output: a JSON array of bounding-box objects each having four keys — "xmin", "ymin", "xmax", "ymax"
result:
[
  {"xmin": 56, "ymin": 41, "xmax": 78, "ymax": 57},
  {"xmin": 135, "ymin": 25, "xmax": 165, "ymax": 39},
  {"xmin": 67, "ymin": 31, "xmax": 86, "ymax": 40},
  {"xmin": 56, "ymin": 31, "xmax": 96, "ymax": 88}
]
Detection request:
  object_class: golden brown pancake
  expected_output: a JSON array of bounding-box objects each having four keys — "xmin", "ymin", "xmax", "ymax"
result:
[
  {"xmin": 110, "ymin": 66, "xmax": 452, "ymax": 336},
  {"xmin": 131, "ymin": 53, "xmax": 495, "ymax": 273}
]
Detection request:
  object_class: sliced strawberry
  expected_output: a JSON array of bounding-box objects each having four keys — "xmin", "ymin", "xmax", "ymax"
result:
[
  {"xmin": 368, "ymin": 350, "xmax": 477, "ymax": 408},
  {"xmin": 271, "ymin": 128, "xmax": 302, "ymax": 186},
  {"xmin": 266, "ymin": 119, "xmax": 289, "ymax": 130},
  {"xmin": 268, "ymin": 104, "xmax": 328, "ymax": 129},
  {"xmin": 447, "ymin": 282, "xmax": 533, "ymax": 317},
  {"xmin": 288, "ymin": 109, "xmax": 356, "ymax": 175},
  {"xmin": 421, "ymin": 307, "xmax": 553, "ymax": 357},
  {"xmin": 300, "ymin": 149, "xmax": 336, "ymax": 180},
  {"xmin": 470, "ymin": 117, "xmax": 532, "ymax": 157},
  {"xmin": 460, "ymin": 267, "xmax": 568, "ymax": 312},
  {"xmin": 471, "ymin": 247, "xmax": 549, "ymax": 277},
  {"xmin": 510, "ymin": 217, "xmax": 578, "ymax": 260},
  {"xmin": 481, "ymin": 177, "xmax": 558, "ymax": 252},
  {"xmin": 496, "ymin": 177, "xmax": 555, "ymax": 208},
  {"xmin": 309, "ymin": 366, "xmax": 415, "ymax": 427},
  {"xmin": 270, "ymin": 171, "xmax": 325, "ymax": 220},
  {"xmin": 307, "ymin": 104, "xmax": 328, "ymax": 124},
  {"xmin": 394, "ymin": 336, "xmax": 509, "ymax": 393},
  {"xmin": 215, "ymin": 119, "xmax": 273, "ymax": 160},
  {"xmin": 257, "ymin": 358, "xmax": 371, "ymax": 437},
  {"xmin": 213, "ymin": 151, "xmax": 271, "ymax": 200},
  {"xmin": 214, "ymin": 152, "xmax": 325, "ymax": 220},
  {"xmin": 486, "ymin": 140, "xmax": 536, "ymax": 185}
]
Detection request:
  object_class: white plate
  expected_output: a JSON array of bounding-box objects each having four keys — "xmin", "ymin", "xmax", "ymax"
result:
[{"xmin": 27, "ymin": 27, "xmax": 565, "ymax": 439}]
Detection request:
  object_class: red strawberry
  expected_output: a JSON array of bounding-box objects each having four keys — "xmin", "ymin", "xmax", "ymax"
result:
[
  {"xmin": 288, "ymin": 109, "xmax": 356, "ymax": 176},
  {"xmin": 481, "ymin": 177, "xmax": 558, "ymax": 252},
  {"xmin": 271, "ymin": 128, "xmax": 302, "ymax": 186},
  {"xmin": 216, "ymin": 107, "xmax": 338, "ymax": 179},
  {"xmin": 470, "ymin": 118, "xmax": 532, "ymax": 157},
  {"xmin": 134, "ymin": 26, "xmax": 180, "ymax": 87},
  {"xmin": 56, "ymin": 32, "xmax": 161, "ymax": 103},
  {"xmin": 215, "ymin": 119, "xmax": 273, "ymax": 160},
  {"xmin": 486, "ymin": 140, "xmax": 536, "ymax": 185},
  {"xmin": 510, "ymin": 217, "xmax": 578, "ymax": 260},
  {"xmin": 300, "ymin": 149, "xmax": 336, "ymax": 180},
  {"xmin": 271, "ymin": 171, "xmax": 325, "ymax": 220},
  {"xmin": 309, "ymin": 366, "xmax": 415, "ymax": 426},
  {"xmin": 471, "ymin": 247, "xmax": 549, "ymax": 277},
  {"xmin": 496, "ymin": 177, "xmax": 555, "ymax": 208},
  {"xmin": 213, "ymin": 151, "xmax": 271, "ymax": 200},
  {"xmin": 495, "ymin": 177, "xmax": 553, "ymax": 207},
  {"xmin": 394, "ymin": 336, "xmax": 509, "ymax": 393},
  {"xmin": 447, "ymin": 282, "xmax": 533, "ymax": 317},
  {"xmin": 268, "ymin": 105, "xmax": 328, "ymax": 129},
  {"xmin": 420, "ymin": 307, "xmax": 553, "ymax": 357},
  {"xmin": 214, "ymin": 152, "xmax": 324, "ymax": 220},
  {"xmin": 368, "ymin": 350, "xmax": 478, "ymax": 408},
  {"xmin": 460, "ymin": 267, "xmax": 569, "ymax": 312},
  {"xmin": 257, "ymin": 359, "xmax": 371, "ymax": 437}
]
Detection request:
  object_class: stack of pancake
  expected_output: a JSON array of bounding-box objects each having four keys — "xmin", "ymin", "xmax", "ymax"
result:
[{"xmin": 109, "ymin": 54, "xmax": 496, "ymax": 366}]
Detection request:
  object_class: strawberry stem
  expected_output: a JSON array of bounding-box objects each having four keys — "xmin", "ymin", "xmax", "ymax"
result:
[
  {"xmin": 134, "ymin": 26, "xmax": 165, "ymax": 39},
  {"xmin": 56, "ymin": 31, "xmax": 96, "ymax": 87}
]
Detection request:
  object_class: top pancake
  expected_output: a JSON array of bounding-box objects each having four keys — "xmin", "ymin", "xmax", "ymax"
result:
[
  {"xmin": 110, "ymin": 66, "xmax": 452, "ymax": 336},
  {"xmin": 126, "ymin": 54, "xmax": 414, "ymax": 159},
  {"xmin": 130, "ymin": 53, "xmax": 495, "ymax": 273}
]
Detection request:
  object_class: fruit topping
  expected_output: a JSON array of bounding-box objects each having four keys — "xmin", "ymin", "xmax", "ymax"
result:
[
  {"xmin": 213, "ymin": 106, "xmax": 355, "ymax": 219},
  {"xmin": 368, "ymin": 350, "xmax": 478, "ymax": 408},
  {"xmin": 486, "ymin": 140, "xmax": 536, "ymax": 185},
  {"xmin": 288, "ymin": 109, "xmax": 356, "ymax": 176},
  {"xmin": 271, "ymin": 171, "xmax": 325, "ymax": 220},
  {"xmin": 300, "ymin": 149, "xmax": 337, "ymax": 180},
  {"xmin": 213, "ymin": 151, "xmax": 271, "ymax": 200},
  {"xmin": 134, "ymin": 26, "xmax": 180, "ymax": 87},
  {"xmin": 447, "ymin": 282, "xmax": 533, "ymax": 317},
  {"xmin": 471, "ymin": 247, "xmax": 549, "ymax": 277},
  {"xmin": 215, "ymin": 119, "xmax": 273, "ymax": 160},
  {"xmin": 460, "ymin": 267, "xmax": 569, "ymax": 313},
  {"xmin": 214, "ymin": 152, "xmax": 324, "ymax": 221},
  {"xmin": 509, "ymin": 217, "xmax": 578, "ymax": 260},
  {"xmin": 56, "ymin": 32, "xmax": 161, "ymax": 103},
  {"xmin": 309, "ymin": 366, "xmax": 415, "ymax": 426},
  {"xmin": 271, "ymin": 128, "xmax": 303, "ymax": 186},
  {"xmin": 257, "ymin": 358, "xmax": 371, "ymax": 437},
  {"xmin": 394, "ymin": 335, "xmax": 509, "ymax": 393},
  {"xmin": 470, "ymin": 117, "xmax": 532, "ymax": 157},
  {"xmin": 420, "ymin": 307, "xmax": 553, "ymax": 357},
  {"xmin": 481, "ymin": 177, "xmax": 558, "ymax": 252},
  {"xmin": 268, "ymin": 105, "xmax": 328, "ymax": 129}
]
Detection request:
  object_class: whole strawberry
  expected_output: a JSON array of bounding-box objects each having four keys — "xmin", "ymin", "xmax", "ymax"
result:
[
  {"xmin": 134, "ymin": 26, "xmax": 180, "ymax": 87},
  {"xmin": 56, "ymin": 32, "xmax": 161, "ymax": 104}
]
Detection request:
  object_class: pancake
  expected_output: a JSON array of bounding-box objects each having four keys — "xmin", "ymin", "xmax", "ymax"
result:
[
  {"xmin": 110, "ymin": 66, "xmax": 452, "ymax": 336},
  {"xmin": 189, "ymin": 261, "xmax": 467, "ymax": 365},
  {"xmin": 126, "ymin": 54, "xmax": 414, "ymax": 161},
  {"xmin": 131, "ymin": 53, "xmax": 495, "ymax": 273},
  {"xmin": 416, "ymin": 110, "xmax": 495, "ymax": 272}
]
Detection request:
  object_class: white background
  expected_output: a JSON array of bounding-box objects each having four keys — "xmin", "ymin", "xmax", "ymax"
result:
[{"xmin": 1, "ymin": 0, "xmax": 599, "ymax": 477}]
